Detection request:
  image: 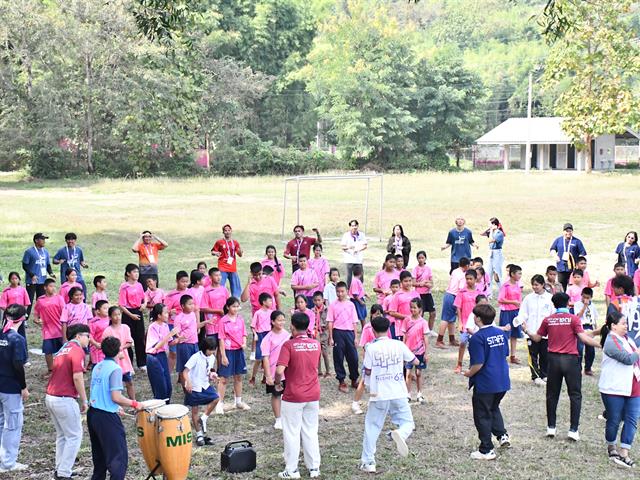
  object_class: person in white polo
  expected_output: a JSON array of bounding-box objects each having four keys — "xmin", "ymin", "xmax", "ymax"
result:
[{"xmin": 341, "ymin": 220, "xmax": 368, "ymax": 287}]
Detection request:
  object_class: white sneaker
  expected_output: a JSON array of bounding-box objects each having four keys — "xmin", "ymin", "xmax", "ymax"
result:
[
  {"xmin": 416, "ymin": 394, "xmax": 425, "ymax": 404},
  {"xmin": 470, "ymin": 450, "xmax": 496, "ymax": 460},
  {"xmin": 428, "ymin": 330, "xmax": 438, "ymax": 338},
  {"xmin": 214, "ymin": 402, "xmax": 224, "ymax": 415},
  {"xmin": 24, "ymin": 362, "xmax": 31, "ymax": 367},
  {"xmin": 278, "ymin": 470, "xmax": 301, "ymax": 479},
  {"xmin": 274, "ymin": 417, "xmax": 282, "ymax": 430},
  {"xmin": 391, "ymin": 430, "xmax": 409, "ymax": 457},
  {"xmin": 359, "ymin": 463, "xmax": 377, "ymax": 473},
  {"xmin": 567, "ymin": 430, "xmax": 580, "ymax": 441},
  {"xmin": 235, "ymin": 401, "xmax": 251, "ymax": 411},
  {"xmin": 534, "ymin": 378, "xmax": 545, "ymax": 386},
  {"xmin": 498, "ymin": 434, "xmax": 511, "ymax": 448},
  {"xmin": 546, "ymin": 427, "xmax": 556, "ymax": 438},
  {"xmin": 309, "ymin": 468, "xmax": 320, "ymax": 478},
  {"xmin": 351, "ymin": 402, "xmax": 363, "ymax": 415},
  {"xmin": 0, "ymin": 462, "xmax": 28, "ymax": 472},
  {"xmin": 140, "ymin": 366, "xmax": 147, "ymax": 372}
]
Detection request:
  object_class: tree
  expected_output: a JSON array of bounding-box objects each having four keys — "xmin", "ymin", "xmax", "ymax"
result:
[{"xmin": 543, "ymin": 0, "xmax": 640, "ymax": 173}]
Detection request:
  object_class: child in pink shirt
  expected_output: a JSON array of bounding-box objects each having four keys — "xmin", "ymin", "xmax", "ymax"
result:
[
  {"xmin": 308, "ymin": 244, "xmax": 330, "ymax": 295},
  {"xmin": 89, "ymin": 300, "xmax": 110, "ymax": 365},
  {"xmin": 260, "ymin": 311, "xmax": 290, "ymax": 429},
  {"xmin": 144, "ymin": 277, "xmax": 165, "ymax": 312},
  {"xmin": 175, "ymin": 295, "xmax": 200, "ymax": 386},
  {"xmin": 249, "ymin": 293, "xmax": 275, "ymax": 385},
  {"xmin": 187, "ymin": 270, "xmax": 206, "ymax": 317},
  {"xmin": 454, "ymin": 270, "xmax": 480, "ymax": 373},
  {"xmin": 91, "ymin": 275, "xmax": 108, "ymax": 311},
  {"xmin": 146, "ymin": 304, "xmax": 178, "ymax": 401},
  {"xmin": 604, "ymin": 262, "xmax": 626, "ymax": 306},
  {"xmin": 566, "ymin": 270, "xmax": 585, "ymax": 306},
  {"xmin": 413, "ymin": 251, "xmax": 435, "ymax": 330},
  {"xmin": 0, "ymin": 272, "xmax": 31, "ymax": 340},
  {"xmin": 498, "ymin": 264, "xmax": 523, "ymax": 364},
  {"xmin": 200, "ymin": 269, "xmax": 229, "ymax": 338},
  {"xmin": 373, "ymin": 255, "xmax": 400, "ymax": 304},
  {"xmin": 382, "ymin": 280, "xmax": 400, "ymax": 315},
  {"xmin": 103, "ymin": 306, "xmax": 135, "ymax": 400},
  {"xmin": 327, "ymin": 282, "xmax": 360, "ymax": 392},
  {"xmin": 388, "ymin": 271, "xmax": 420, "ymax": 340},
  {"xmin": 403, "ymin": 298, "xmax": 430, "ymax": 403},
  {"xmin": 242, "ymin": 263, "xmax": 281, "ymax": 314},
  {"xmin": 197, "ymin": 262, "xmax": 212, "ymax": 288},
  {"xmin": 61, "ymin": 287, "xmax": 92, "ymax": 340},
  {"xmin": 290, "ymin": 255, "xmax": 319, "ymax": 306},
  {"xmin": 217, "ymin": 297, "xmax": 249, "ymax": 412},
  {"xmin": 60, "ymin": 269, "xmax": 84, "ymax": 303},
  {"xmin": 569, "ymin": 257, "xmax": 599, "ymax": 289},
  {"xmin": 261, "ymin": 246, "xmax": 284, "ymax": 286},
  {"xmin": 292, "ymin": 295, "xmax": 316, "ymax": 337},
  {"xmin": 349, "ymin": 264, "xmax": 367, "ymax": 325},
  {"xmin": 33, "ymin": 280, "xmax": 65, "ymax": 371}
]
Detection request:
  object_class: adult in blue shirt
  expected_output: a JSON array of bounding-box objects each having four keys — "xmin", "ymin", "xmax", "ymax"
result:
[
  {"xmin": 486, "ymin": 217, "xmax": 506, "ymax": 292},
  {"xmin": 615, "ymin": 231, "xmax": 640, "ymax": 278},
  {"xmin": 21, "ymin": 233, "xmax": 54, "ymax": 317},
  {"xmin": 53, "ymin": 233, "xmax": 89, "ymax": 295},
  {"xmin": 441, "ymin": 216, "xmax": 478, "ymax": 274},
  {"xmin": 0, "ymin": 305, "xmax": 29, "ymax": 472},
  {"xmin": 464, "ymin": 303, "xmax": 511, "ymax": 460},
  {"xmin": 549, "ymin": 223, "xmax": 587, "ymax": 290},
  {"xmin": 88, "ymin": 336, "xmax": 142, "ymax": 480}
]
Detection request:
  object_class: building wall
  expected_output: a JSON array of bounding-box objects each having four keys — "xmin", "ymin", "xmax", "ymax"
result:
[{"xmin": 594, "ymin": 134, "xmax": 615, "ymax": 170}]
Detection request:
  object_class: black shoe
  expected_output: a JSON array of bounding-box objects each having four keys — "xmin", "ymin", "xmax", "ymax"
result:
[
  {"xmin": 54, "ymin": 473, "xmax": 73, "ymax": 480},
  {"xmin": 196, "ymin": 436, "xmax": 205, "ymax": 447},
  {"xmin": 204, "ymin": 436, "xmax": 214, "ymax": 446}
]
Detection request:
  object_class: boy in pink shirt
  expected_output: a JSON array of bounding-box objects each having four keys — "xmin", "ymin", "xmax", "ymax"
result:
[
  {"xmin": 349, "ymin": 264, "xmax": 367, "ymax": 325},
  {"xmin": 89, "ymin": 300, "xmax": 110, "ymax": 365},
  {"xmin": 61, "ymin": 287, "xmax": 92, "ymax": 340},
  {"xmin": 604, "ymin": 263, "xmax": 626, "ymax": 306},
  {"xmin": 453, "ymin": 270, "xmax": 480, "ymax": 373},
  {"xmin": 91, "ymin": 275, "xmax": 108, "ymax": 311},
  {"xmin": 249, "ymin": 293, "xmax": 275, "ymax": 385},
  {"xmin": 373, "ymin": 255, "xmax": 400, "ymax": 304},
  {"xmin": 103, "ymin": 306, "xmax": 136, "ymax": 400},
  {"xmin": 436, "ymin": 258, "xmax": 470, "ymax": 349},
  {"xmin": 290, "ymin": 255, "xmax": 319, "ymax": 308},
  {"xmin": 568, "ymin": 257, "xmax": 599, "ymax": 289},
  {"xmin": 33, "ymin": 279, "xmax": 65, "ymax": 371},
  {"xmin": 382, "ymin": 280, "xmax": 400, "ymax": 315},
  {"xmin": 388, "ymin": 271, "xmax": 420, "ymax": 341},
  {"xmin": 327, "ymin": 282, "xmax": 360, "ymax": 393},
  {"xmin": 403, "ymin": 298, "xmax": 430, "ymax": 403},
  {"xmin": 260, "ymin": 311, "xmax": 290, "ymax": 430},
  {"xmin": 164, "ymin": 271, "xmax": 190, "ymax": 371},
  {"xmin": 146, "ymin": 304, "xmax": 178, "ymax": 401},
  {"xmin": 200, "ymin": 268, "xmax": 229, "ymax": 343},
  {"xmin": 175, "ymin": 295, "xmax": 200, "ymax": 386},
  {"xmin": 241, "ymin": 262, "xmax": 281, "ymax": 314},
  {"xmin": 498, "ymin": 264, "xmax": 523, "ymax": 364}
]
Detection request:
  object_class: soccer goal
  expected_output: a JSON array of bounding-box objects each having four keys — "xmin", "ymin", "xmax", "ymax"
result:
[{"xmin": 280, "ymin": 173, "xmax": 384, "ymax": 241}]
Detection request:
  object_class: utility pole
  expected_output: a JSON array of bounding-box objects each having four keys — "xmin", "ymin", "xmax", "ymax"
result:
[{"xmin": 525, "ymin": 71, "xmax": 533, "ymax": 173}]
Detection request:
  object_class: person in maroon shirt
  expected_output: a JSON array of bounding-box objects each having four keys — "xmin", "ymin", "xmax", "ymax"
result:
[
  {"xmin": 274, "ymin": 312, "xmax": 321, "ymax": 479},
  {"xmin": 283, "ymin": 225, "xmax": 322, "ymax": 273},
  {"xmin": 524, "ymin": 292, "xmax": 600, "ymax": 441}
]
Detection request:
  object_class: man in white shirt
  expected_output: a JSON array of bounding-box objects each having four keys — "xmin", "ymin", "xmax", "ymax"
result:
[
  {"xmin": 341, "ymin": 220, "xmax": 368, "ymax": 287},
  {"xmin": 359, "ymin": 316, "xmax": 418, "ymax": 473},
  {"xmin": 519, "ymin": 274, "xmax": 553, "ymax": 385}
]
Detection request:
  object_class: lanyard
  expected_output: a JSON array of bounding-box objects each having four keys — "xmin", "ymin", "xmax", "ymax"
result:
[
  {"xmin": 224, "ymin": 239, "xmax": 235, "ymax": 258},
  {"xmin": 66, "ymin": 246, "xmax": 76, "ymax": 262},
  {"xmin": 295, "ymin": 239, "xmax": 303, "ymax": 257},
  {"xmin": 564, "ymin": 238, "xmax": 573, "ymax": 254},
  {"xmin": 33, "ymin": 246, "xmax": 45, "ymax": 262}
]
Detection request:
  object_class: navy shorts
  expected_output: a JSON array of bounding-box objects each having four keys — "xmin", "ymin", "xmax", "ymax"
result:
[
  {"xmin": 499, "ymin": 310, "xmax": 522, "ymax": 338},
  {"xmin": 406, "ymin": 354, "xmax": 427, "ymax": 370},
  {"xmin": 176, "ymin": 343, "xmax": 199, "ymax": 373},
  {"xmin": 441, "ymin": 293, "xmax": 457, "ymax": 322},
  {"xmin": 42, "ymin": 337, "xmax": 63, "ymax": 355},
  {"xmin": 218, "ymin": 349, "xmax": 247, "ymax": 378},
  {"xmin": 185, "ymin": 385, "xmax": 219, "ymax": 407},
  {"xmin": 122, "ymin": 372, "xmax": 133, "ymax": 383},
  {"xmin": 254, "ymin": 331, "xmax": 269, "ymax": 360},
  {"xmin": 420, "ymin": 294, "xmax": 435, "ymax": 313}
]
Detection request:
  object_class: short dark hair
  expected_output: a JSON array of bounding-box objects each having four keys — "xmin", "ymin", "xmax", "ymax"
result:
[
  {"xmin": 93, "ymin": 275, "xmax": 106, "ymax": 287},
  {"xmin": 336, "ymin": 281, "xmax": 348, "ymax": 290},
  {"xmin": 508, "ymin": 264, "xmax": 522, "ymax": 276},
  {"xmin": 531, "ymin": 274, "xmax": 545, "ymax": 285},
  {"xmin": 95, "ymin": 300, "xmax": 109, "ymax": 311},
  {"xmin": 108, "ymin": 306, "xmax": 122, "ymax": 317},
  {"xmin": 4, "ymin": 304, "xmax": 26, "ymax": 321},
  {"xmin": 208, "ymin": 267, "xmax": 220, "ymax": 276},
  {"xmin": 546, "ymin": 265, "xmax": 557, "ymax": 273},
  {"xmin": 349, "ymin": 219, "xmax": 359, "ymax": 227},
  {"xmin": 176, "ymin": 270, "xmax": 189, "ymax": 281},
  {"xmin": 390, "ymin": 279, "xmax": 401, "ymax": 287},
  {"xmin": 399, "ymin": 271, "xmax": 412, "ymax": 281},
  {"xmin": 475, "ymin": 294, "xmax": 487, "ymax": 304},
  {"xmin": 551, "ymin": 292, "xmax": 569, "ymax": 309},
  {"xmin": 64, "ymin": 232, "xmax": 77, "ymax": 241},
  {"xmin": 179, "ymin": 294, "xmax": 193, "ymax": 307},
  {"xmin": 259, "ymin": 292, "xmax": 272, "ymax": 305},
  {"xmin": 263, "ymin": 265, "xmax": 274, "ymax": 275},
  {"xmin": 101, "ymin": 336, "xmax": 121, "ymax": 358},
  {"xmin": 465, "ymin": 269, "xmax": 477, "ymax": 279},
  {"xmin": 291, "ymin": 312, "xmax": 310, "ymax": 331},
  {"xmin": 312, "ymin": 291, "xmax": 324, "ymax": 298},
  {"xmin": 68, "ymin": 287, "xmax": 83, "ymax": 299},
  {"xmin": 250, "ymin": 262, "xmax": 263, "ymax": 274},
  {"xmin": 67, "ymin": 323, "xmax": 90, "ymax": 341},
  {"xmin": 459, "ymin": 257, "xmax": 470, "ymax": 267},
  {"xmin": 612, "ymin": 275, "xmax": 635, "ymax": 296},
  {"xmin": 44, "ymin": 278, "xmax": 56, "ymax": 287},
  {"xmin": 199, "ymin": 336, "xmax": 217, "ymax": 353},
  {"xmin": 614, "ymin": 262, "xmax": 626, "ymax": 270},
  {"xmin": 352, "ymin": 264, "xmax": 363, "ymax": 276},
  {"xmin": 581, "ymin": 287, "xmax": 593, "ymax": 297},
  {"xmin": 472, "ymin": 304, "xmax": 496, "ymax": 325},
  {"xmin": 472, "ymin": 257, "xmax": 483, "ymax": 265},
  {"xmin": 370, "ymin": 304, "xmax": 384, "ymax": 316},
  {"xmin": 270, "ymin": 310, "xmax": 285, "ymax": 323},
  {"xmin": 371, "ymin": 315, "xmax": 390, "ymax": 333},
  {"xmin": 572, "ymin": 269, "xmax": 584, "ymax": 277},
  {"xmin": 329, "ymin": 267, "xmax": 340, "ymax": 277},
  {"xmin": 576, "ymin": 256, "xmax": 587, "ymax": 263},
  {"xmin": 65, "ymin": 268, "xmax": 77, "ymax": 279},
  {"xmin": 298, "ymin": 254, "xmax": 308, "ymax": 261}
]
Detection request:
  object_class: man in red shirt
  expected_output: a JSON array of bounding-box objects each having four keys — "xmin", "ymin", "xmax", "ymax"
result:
[
  {"xmin": 524, "ymin": 292, "xmax": 600, "ymax": 442},
  {"xmin": 284, "ymin": 225, "xmax": 322, "ymax": 273},
  {"xmin": 44, "ymin": 324, "xmax": 90, "ymax": 480},
  {"xmin": 275, "ymin": 312, "xmax": 322, "ymax": 479},
  {"xmin": 211, "ymin": 224, "xmax": 243, "ymax": 298}
]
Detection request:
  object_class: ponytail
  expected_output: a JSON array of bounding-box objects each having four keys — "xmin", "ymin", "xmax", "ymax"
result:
[
  {"xmin": 266, "ymin": 245, "xmax": 282, "ymax": 274},
  {"xmin": 601, "ymin": 310, "xmax": 624, "ymax": 348},
  {"xmin": 223, "ymin": 296, "xmax": 240, "ymax": 315}
]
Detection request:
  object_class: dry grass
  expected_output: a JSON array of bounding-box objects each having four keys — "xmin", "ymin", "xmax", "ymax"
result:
[{"xmin": 0, "ymin": 170, "xmax": 638, "ymax": 479}]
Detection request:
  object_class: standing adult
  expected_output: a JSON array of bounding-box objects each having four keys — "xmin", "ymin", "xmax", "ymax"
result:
[
  {"xmin": 45, "ymin": 324, "xmax": 90, "ymax": 480},
  {"xmin": 22, "ymin": 233, "xmax": 54, "ymax": 317},
  {"xmin": 441, "ymin": 217, "xmax": 478, "ymax": 274},
  {"xmin": 549, "ymin": 223, "xmax": 587, "ymax": 291},
  {"xmin": 132, "ymin": 231, "xmax": 168, "ymax": 291},
  {"xmin": 615, "ymin": 232, "xmax": 640, "ymax": 278},
  {"xmin": 53, "ymin": 233, "xmax": 89, "ymax": 295},
  {"xmin": 523, "ymin": 292, "xmax": 600, "ymax": 441},
  {"xmin": 341, "ymin": 220, "xmax": 368, "ymax": 287},
  {"xmin": 274, "ymin": 312, "xmax": 322, "ymax": 479},
  {"xmin": 284, "ymin": 225, "xmax": 322, "ymax": 273},
  {"xmin": 486, "ymin": 218, "xmax": 505, "ymax": 292},
  {"xmin": 598, "ymin": 311, "xmax": 640, "ymax": 468},
  {"xmin": 211, "ymin": 224, "xmax": 243, "ymax": 298},
  {"xmin": 386, "ymin": 225, "xmax": 411, "ymax": 268}
]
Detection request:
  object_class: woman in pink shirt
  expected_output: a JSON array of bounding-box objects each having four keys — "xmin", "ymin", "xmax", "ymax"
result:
[
  {"xmin": 262, "ymin": 245, "xmax": 284, "ymax": 286},
  {"xmin": 61, "ymin": 287, "xmax": 92, "ymax": 340},
  {"xmin": 103, "ymin": 306, "xmax": 136, "ymax": 400},
  {"xmin": 217, "ymin": 297, "xmax": 249, "ymax": 413},
  {"xmin": 59, "ymin": 269, "xmax": 84, "ymax": 304},
  {"xmin": 146, "ymin": 304, "xmax": 178, "ymax": 401},
  {"xmin": 498, "ymin": 264, "xmax": 523, "ymax": 364},
  {"xmin": 308, "ymin": 244, "xmax": 330, "ymax": 296},
  {"xmin": 373, "ymin": 254, "xmax": 400, "ymax": 305},
  {"xmin": 0, "ymin": 272, "xmax": 31, "ymax": 340}
]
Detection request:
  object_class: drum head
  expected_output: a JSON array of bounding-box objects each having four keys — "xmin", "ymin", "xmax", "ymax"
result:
[
  {"xmin": 156, "ymin": 404, "xmax": 190, "ymax": 419},
  {"xmin": 141, "ymin": 399, "xmax": 166, "ymax": 410}
]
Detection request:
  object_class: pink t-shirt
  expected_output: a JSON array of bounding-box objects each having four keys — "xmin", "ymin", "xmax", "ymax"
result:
[
  {"xmin": 219, "ymin": 314, "xmax": 247, "ymax": 350},
  {"xmin": 634, "ymin": 270, "xmax": 640, "ymax": 295},
  {"xmin": 373, "ymin": 269, "xmax": 400, "ymax": 304},
  {"xmin": 261, "ymin": 258, "xmax": 284, "ymax": 286},
  {"xmin": 201, "ymin": 285, "xmax": 229, "ymax": 335},
  {"xmin": 175, "ymin": 312, "xmax": 198, "ymax": 344},
  {"xmin": 187, "ymin": 286, "xmax": 204, "ymax": 312},
  {"xmin": 569, "ymin": 270, "xmax": 592, "ymax": 287},
  {"xmin": 359, "ymin": 323, "xmax": 391, "ymax": 347},
  {"xmin": 327, "ymin": 299, "xmax": 359, "ymax": 331},
  {"xmin": 89, "ymin": 316, "xmax": 110, "ymax": 363},
  {"xmin": 251, "ymin": 308, "xmax": 274, "ymax": 333},
  {"xmin": 446, "ymin": 268, "xmax": 467, "ymax": 295},
  {"xmin": 454, "ymin": 288, "xmax": 481, "ymax": 327},
  {"xmin": 118, "ymin": 282, "xmax": 145, "ymax": 309},
  {"xmin": 403, "ymin": 317, "xmax": 430, "ymax": 355},
  {"xmin": 389, "ymin": 290, "xmax": 420, "ymax": 332},
  {"xmin": 103, "ymin": 324, "xmax": 134, "ymax": 375},
  {"xmin": 308, "ymin": 257, "xmax": 330, "ymax": 293},
  {"xmin": 144, "ymin": 288, "xmax": 165, "ymax": 309},
  {"xmin": 349, "ymin": 277, "xmax": 365, "ymax": 299},
  {"xmin": 146, "ymin": 321, "xmax": 171, "ymax": 354},
  {"xmin": 35, "ymin": 294, "xmax": 65, "ymax": 340},
  {"xmin": 0, "ymin": 286, "xmax": 30, "ymax": 309},
  {"xmin": 202, "ymin": 275, "xmax": 212, "ymax": 289},
  {"xmin": 260, "ymin": 329, "xmax": 291, "ymax": 379},
  {"xmin": 604, "ymin": 277, "xmax": 615, "ymax": 299},
  {"xmin": 290, "ymin": 268, "xmax": 320, "ymax": 297},
  {"xmin": 566, "ymin": 284, "xmax": 583, "ymax": 305},
  {"xmin": 413, "ymin": 265, "xmax": 433, "ymax": 295},
  {"xmin": 60, "ymin": 281, "xmax": 84, "ymax": 304},
  {"xmin": 248, "ymin": 276, "xmax": 279, "ymax": 314},
  {"xmin": 498, "ymin": 282, "xmax": 522, "ymax": 311},
  {"xmin": 382, "ymin": 293, "xmax": 396, "ymax": 315},
  {"xmin": 164, "ymin": 289, "xmax": 187, "ymax": 323},
  {"xmin": 61, "ymin": 302, "xmax": 92, "ymax": 326},
  {"xmin": 91, "ymin": 291, "xmax": 108, "ymax": 309}
]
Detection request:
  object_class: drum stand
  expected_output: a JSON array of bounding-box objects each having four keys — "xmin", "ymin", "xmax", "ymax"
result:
[{"xmin": 144, "ymin": 461, "xmax": 161, "ymax": 480}]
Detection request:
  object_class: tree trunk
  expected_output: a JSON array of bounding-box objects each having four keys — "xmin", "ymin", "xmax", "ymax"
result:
[
  {"xmin": 585, "ymin": 134, "xmax": 592, "ymax": 174},
  {"xmin": 84, "ymin": 52, "xmax": 94, "ymax": 174}
]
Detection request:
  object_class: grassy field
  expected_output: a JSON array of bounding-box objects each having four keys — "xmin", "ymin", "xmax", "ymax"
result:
[{"xmin": 0, "ymin": 169, "xmax": 638, "ymax": 479}]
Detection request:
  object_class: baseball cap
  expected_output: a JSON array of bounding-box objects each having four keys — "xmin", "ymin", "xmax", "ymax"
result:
[
  {"xmin": 562, "ymin": 223, "xmax": 573, "ymax": 231},
  {"xmin": 33, "ymin": 233, "xmax": 49, "ymax": 241}
]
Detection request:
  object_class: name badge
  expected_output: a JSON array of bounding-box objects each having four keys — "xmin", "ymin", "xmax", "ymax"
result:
[
  {"xmin": 561, "ymin": 252, "xmax": 569, "ymax": 261},
  {"xmin": 40, "ymin": 267, "xmax": 47, "ymax": 276},
  {"xmin": 226, "ymin": 257, "xmax": 234, "ymax": 265},
  {"xmin": 147, "ymin": 254, "xmax": 156, "ymax": 263}
]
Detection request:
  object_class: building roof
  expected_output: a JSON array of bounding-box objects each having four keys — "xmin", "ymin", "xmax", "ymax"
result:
[{"xmin": 476, "ymin": 117, "xmax": 572, "ymax": 145}]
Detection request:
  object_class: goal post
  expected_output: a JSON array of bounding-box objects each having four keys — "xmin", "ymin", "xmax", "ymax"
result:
[{"xmin": 280, "ymin": 173, "xmax": 384, "ymax": 242}]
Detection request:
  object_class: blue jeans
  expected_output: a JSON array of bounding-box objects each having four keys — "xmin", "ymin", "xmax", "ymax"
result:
[
  {"xmin": 220, "ymin": 271, "xmax": 242, "ymax": 298},
  {"xmin": 488, "ymin": 249, "xmax": 503, "ymax": 292},
  {"xmin": 361, "ymin": 398, "xmax": 414, "ymax": 465},
  {"xmin": 601, "ymin": 394, "xmax": 640, "ymax": 449},
  {"xmin": 0, "ymin": 393, "xmax": 23, "ymax": 469}
]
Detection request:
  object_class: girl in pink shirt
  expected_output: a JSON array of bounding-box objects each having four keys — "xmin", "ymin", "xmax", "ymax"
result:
[
  {"xmin": 498, "ymin": 264, "xmax": 523, "ymax": 364},
  {"xmin": 260, "ymin": 311, "xmax": 290, "ymax": 429},
  {"xmin": 413, "ymin": 251, "xmax": 435, "ymax": 330},
  {"xmin": 197, "ymin": 262, "xmax": 212, "ymax": 288},
  {"xmin": 349, "ymin": 264, "xmax": 367, "ymax": 325},
  {"xmin": 249, "ymin": 293, "xmax": 274, "ymax": 385},
  {"xmin": 0, "ymin": 272, "xmax": 31, "ymax": 339},
  {"xmin": 61, "ymin": 287, "xmax": 92, "ymax": 340},
  {"xmin": 308, "ymin": 243, "xmax": 330, "ymax": 295},
  {"xmin": 144, "ymin": 277, "xmax": 165, "ymax": 311},
  {"xmin": 60, "ymin": 269, "xmax": 84, "ymax": 303},
  {"xmin": 292, "ymin": 295, "xmax": 316, "ymax": 338},
  {"xmin": 89, "ymin": 300, "xmax": 110, "ymax": 365},
  {"xmin": 146, "ymin": 304, "xmax": 178, "ymax": 401},
  {"xmin": 403, "ymin": 298, "xmax": 429, "ymax": 403},
  {"xmin": 187, "ymin": 270, "xmax": 206, "ymax": 317},
  {"xmin": 373, "ymin": 254, "xmax": 400, "ymax": 304},
  {"xmin": 103, "ymin": 306, "xmax": 136, "ymax": 400},
  {"xmin": 261, "ymin": 245, "xmax": 284, "ymax": 286},
  {"xmin": 217, "ymin": 297, "xmax": 249, "ymax": 412}
]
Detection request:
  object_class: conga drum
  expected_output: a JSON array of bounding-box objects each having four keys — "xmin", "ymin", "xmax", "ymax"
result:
[
  {"xmin": 156, "ymin": 404, "xmax": 192, "ymax": 480},
  {"xmin": 136, "ymin": 399, "xmax": 166, "ymax": 475}
]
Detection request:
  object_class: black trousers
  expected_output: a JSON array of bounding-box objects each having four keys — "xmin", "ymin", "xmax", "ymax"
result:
[
  {"xmin": 122, "ymin": 308, "xmax": 146, "ymax": 367},
  {"xmin": 88, "ymin": 408, "xmax": 128, "ymax": 480},
  {"xmin": 139, "ymin": 273, "xmax": 158, "ymax": 292},
  {"xmin": 26, "ymin": 283, "xmax": 45, "ymax": 318},
  {"xmin": 527, "ymin": 338, "xmax": 548, "ymax": 380},
  {"xmin": 557, "ymin": 271, "xmax": 572, "ymax": 292},
  {"xmin": 332, "ymin": 329, "xmax": 359, "ymax": 383},
  {"xmin": 450, "ymin": 262, "xmax": 459, "ymax": 275},
  {"xmin": 472, "ymin": 391, "xmax": 507, "ymax": 454},
  {"xmin": 546, "ymin": 352, "xmax": 582, "ymax": 431},
  {"xmin": 345, "ymin": 263, "xmax": 363, "ymax": 288}
]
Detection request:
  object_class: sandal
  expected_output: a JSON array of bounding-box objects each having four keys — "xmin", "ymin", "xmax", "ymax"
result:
[{"xmin": 613, "ymin": 455, "xmax": 635, "ymax": 468}]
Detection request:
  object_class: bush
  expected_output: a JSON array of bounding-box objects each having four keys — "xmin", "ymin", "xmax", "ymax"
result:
[{"xmin": 384, "ymin": 153, "xmax": 453, "ymax": 172}]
